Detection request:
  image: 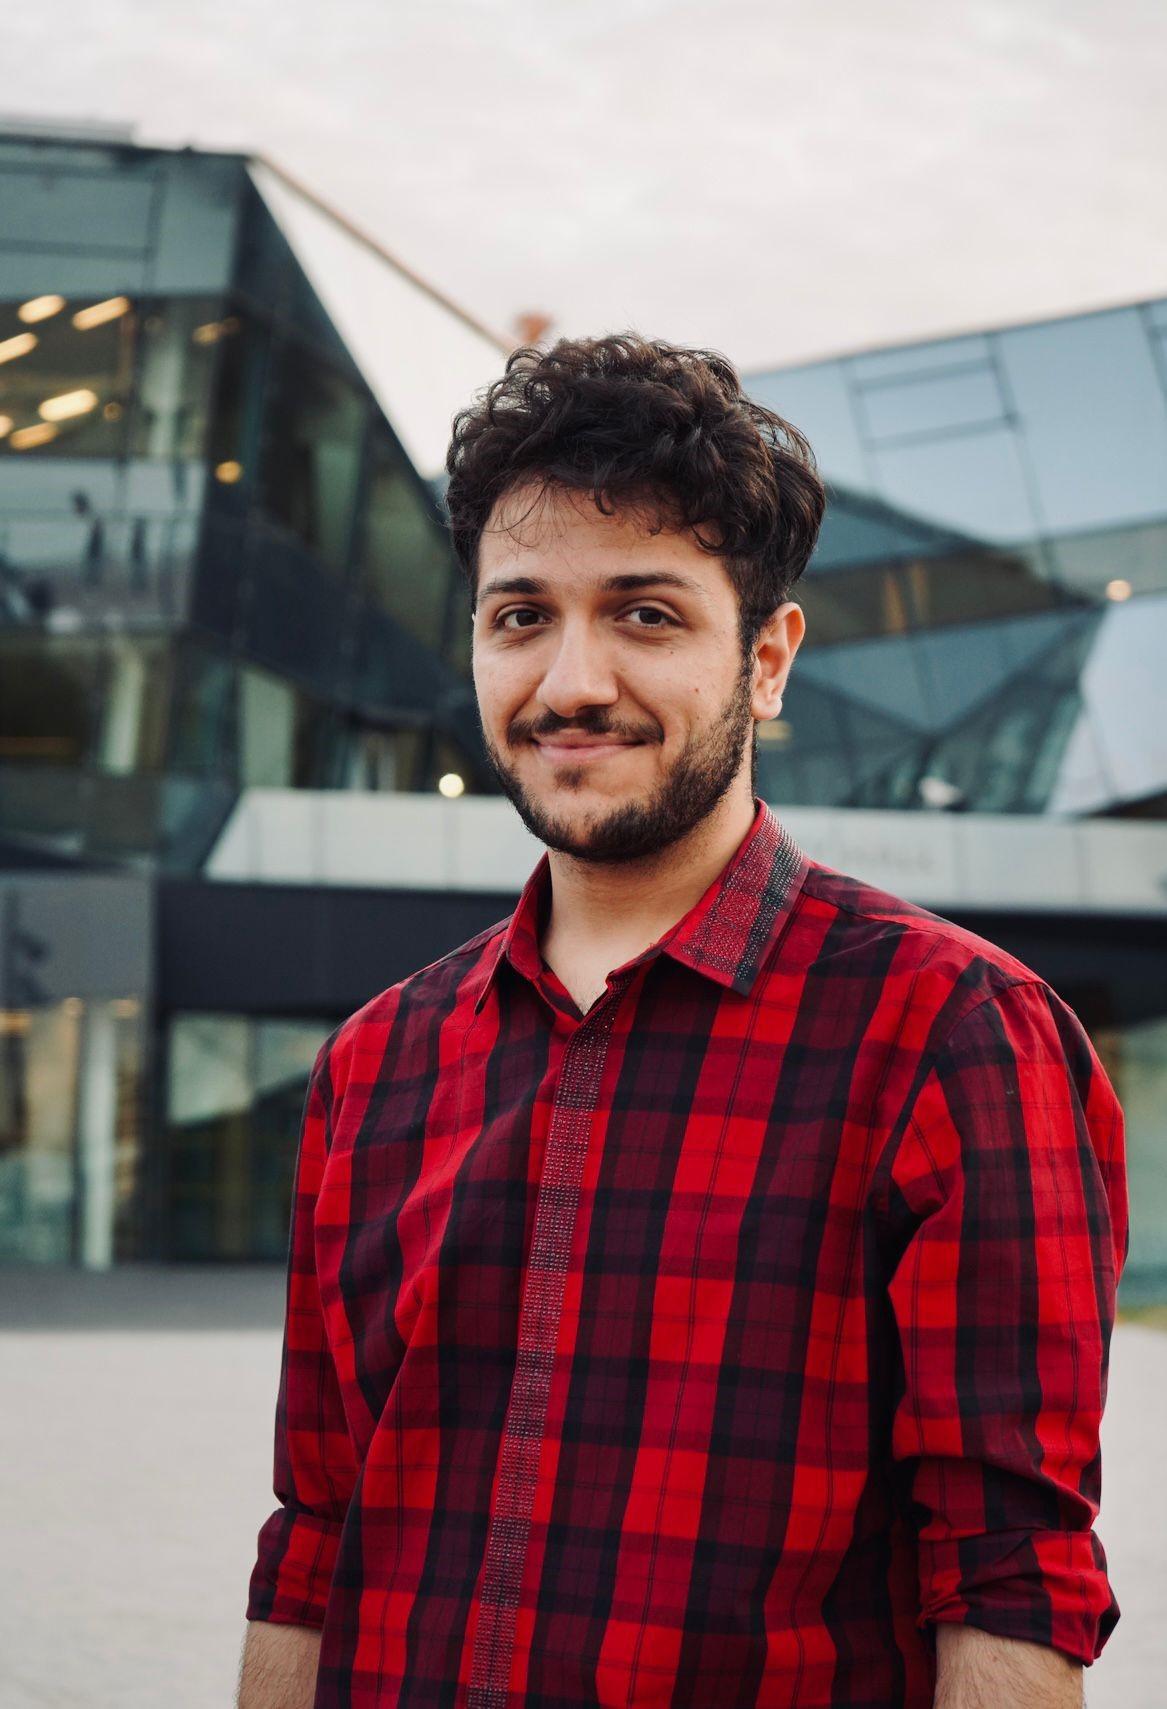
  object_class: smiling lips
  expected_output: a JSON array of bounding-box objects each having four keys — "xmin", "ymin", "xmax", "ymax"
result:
[{"xmin": 531, "ymin": 736, "xmax": 644, "ymax": 762}]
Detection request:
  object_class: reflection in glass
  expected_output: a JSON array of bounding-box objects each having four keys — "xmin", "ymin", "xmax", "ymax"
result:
[
  {"xmin": 359, "ymin": 425, "xmax": 455, "ymax": 650},
  {"xmin": 1093, "ymin": 1017, "xmax": 1167, "ymax": 1284},
  {"xmin": 258, "ymin": 339, "xmax": 367, "ymax": 574},
  {"xmin": 0, "ymin": 639, "xmax": 103, "ymax": 766},
  {"xmin": 0, "ymin": 1003, "xmax": 81, "ymax": 1262},
  {"xmin": 165, "ymin": 1013, "xmax": 331, "ymax": 1259}
]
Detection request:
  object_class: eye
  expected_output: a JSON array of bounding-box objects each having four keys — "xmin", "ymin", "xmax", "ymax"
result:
[
  {"xmin": 494, "ymin": 606, "xmax": 545, "ymax": 630},
  {"xmin": 626, "ymin": 606, "xmax": 677, "ymax": 628}
]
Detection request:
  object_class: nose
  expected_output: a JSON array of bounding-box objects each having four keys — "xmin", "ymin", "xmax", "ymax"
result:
[{"xmin": 536, "ymin": 617, "xmax": 620, "ymax": 720}]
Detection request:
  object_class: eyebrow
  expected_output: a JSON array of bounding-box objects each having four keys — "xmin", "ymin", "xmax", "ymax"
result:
[{"xmin": 476, "ymin": 570, "xmax": 709, "ymax": 603}]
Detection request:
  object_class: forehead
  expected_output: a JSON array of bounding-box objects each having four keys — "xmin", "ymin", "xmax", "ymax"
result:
[{"xmin": 476, "ymin": 480, "xmax": 730, "ymax": 597}]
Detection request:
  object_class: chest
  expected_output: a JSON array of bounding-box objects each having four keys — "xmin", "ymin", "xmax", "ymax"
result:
[{"xmin": 317, "ymin": 962, "xmax": 905, "ymax": 1391}]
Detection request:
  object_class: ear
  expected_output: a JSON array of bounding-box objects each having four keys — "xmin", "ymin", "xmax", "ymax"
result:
[{"xmin": 750, "ymin": 601, "xmax": 805, "ymax": 722}]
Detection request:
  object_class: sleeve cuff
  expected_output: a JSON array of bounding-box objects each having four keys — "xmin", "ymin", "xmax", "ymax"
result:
[
  {"xmin": 919, "ymin": 1526, "xmax": 1120, "ymax": 1666},
  {"xmin": 245, "ymin": 1504, "xmax": 344, "ymax": 1629}
]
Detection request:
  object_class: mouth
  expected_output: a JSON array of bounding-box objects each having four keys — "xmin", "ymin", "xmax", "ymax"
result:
[{"xmin": 530, "ymin": 738, "xmax": 644, "ymax": 763}]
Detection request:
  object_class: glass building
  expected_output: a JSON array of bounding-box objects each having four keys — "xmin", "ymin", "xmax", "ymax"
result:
[
  {"xmin": 1, "ymin": 125, "xmax": 1164, "ymax": 1292},
  {"xmin": 746, "ymin": 310, "xmax": 1167, "ymax": 818},
  {"xmin": 0, "ymin": 126, "xmax": 512, "ymax": 1264},
  {"xmin": 0, "ymin": 129, "xmax": 507, "ymax": 881}
]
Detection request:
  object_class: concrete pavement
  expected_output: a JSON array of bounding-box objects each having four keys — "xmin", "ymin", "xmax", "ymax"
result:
[{"xmin": 0, "ymin": 1269, "xmax": 1162, "ymax": 1707}]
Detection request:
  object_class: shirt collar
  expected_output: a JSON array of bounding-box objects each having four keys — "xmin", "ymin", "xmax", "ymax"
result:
[{"xmin": 472, "ymin": 798, "xmax": 809, "ymax": 1014}]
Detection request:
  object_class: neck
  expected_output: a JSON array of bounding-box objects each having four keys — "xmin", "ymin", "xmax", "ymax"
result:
[{"xmin": 541, "ymin": 784, "xmax": 759, "ymax": 953}]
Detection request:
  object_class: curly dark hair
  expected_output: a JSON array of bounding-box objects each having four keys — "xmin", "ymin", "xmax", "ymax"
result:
[{"xmin": 443, "ymin": 330, "xmax": 825, "ymax": 653}]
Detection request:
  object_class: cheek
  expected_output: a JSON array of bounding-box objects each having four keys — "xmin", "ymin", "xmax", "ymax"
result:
[{"xmin": 473, "ymin": 655, "xmax": 528, "ymax": 727}]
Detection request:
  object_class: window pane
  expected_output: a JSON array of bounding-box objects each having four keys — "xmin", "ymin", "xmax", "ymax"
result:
[
  {"xmin": 0, "ymin": 638, "xmax": 101, "ymax": 766},
  {"xmin": 251, "ymin": 1020, "xmax": 331, "ymax": 1258},
  {"xmin": 999, "ymin": 310, "xmax": 1167, "ymax": 535},
  {"xmin": 858, "ymin": 365, "xmax": 1005, "ymax": 443},
  {"xmin": 165, "ymin": 1014, "xmax": 251, "ymax": 1261},
  {"xmin": 359, "ymin": 428, "xmax": 455, "ymax": 649},
  {"xmin": 0, "ymin": 1002, "xmax": 83, "ymax": 1263},
  {"xmin": 129, "ymin": 297, "xmax": 222, "ymax": 461},
  {"xmin": 0, "ymin": 290, "xmax": 133, "ymax": 460},
  {"xmin": 258, "ymin": 340, "xmax": 367, "ymax": 574}
]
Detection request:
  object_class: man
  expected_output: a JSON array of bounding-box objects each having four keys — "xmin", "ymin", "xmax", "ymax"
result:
[{"xmin": 239, "ymin": 334, "xmax": 1127, "ymax": 1709}]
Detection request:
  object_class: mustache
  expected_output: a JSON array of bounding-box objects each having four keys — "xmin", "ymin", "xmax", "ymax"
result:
[{"xmin": 514, "ymin": 716, "xmax": 660, "ymax": 743}]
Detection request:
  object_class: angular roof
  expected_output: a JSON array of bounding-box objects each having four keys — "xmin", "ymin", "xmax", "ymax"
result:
[{"xmin": 249, "ymin": 157, "xmax": 512, "ymax": 479}]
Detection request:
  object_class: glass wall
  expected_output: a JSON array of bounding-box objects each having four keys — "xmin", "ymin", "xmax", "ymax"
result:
[
  {"xmin": 0, "ymin": 137, "xmax": 494, "ymax": 877},
  {"xmin": 0, "ymin": 997, "xmax": 144, "ymax": 1265},
  {"xmin": 164, "ymin": 1012, "xmax": 332, "ymax": 1260},
  {"xmin": 1093, "ymin": 1016, "xmax": 1167, "ymax": 1296},
  {"xmin": 748, "ymin": 298, "xmax": 1167, "ymax": 817}
]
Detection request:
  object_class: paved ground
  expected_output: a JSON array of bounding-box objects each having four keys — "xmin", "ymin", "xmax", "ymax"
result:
[{"xmin": 1, "ymin": 1269, "xmax": 1163, "ymax": 1708}]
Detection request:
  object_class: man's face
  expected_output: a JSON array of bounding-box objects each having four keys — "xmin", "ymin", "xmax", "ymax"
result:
[{"xmin": 470, "ymin": 481, "xmax": 803, "ymax": 863}]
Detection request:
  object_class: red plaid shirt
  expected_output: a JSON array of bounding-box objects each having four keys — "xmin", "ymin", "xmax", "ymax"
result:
[{"xmin": 247, "ymin": 799, "xmax": 1127, "ymax": 1708}]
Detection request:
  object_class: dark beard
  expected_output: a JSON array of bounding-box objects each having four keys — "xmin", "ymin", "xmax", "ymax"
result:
[{"xmin": 478, "ymin": 655, "xmax": 756, "ymax": 864}]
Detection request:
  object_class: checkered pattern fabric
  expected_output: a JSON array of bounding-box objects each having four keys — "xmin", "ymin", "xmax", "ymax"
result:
[{"xmin": 247, "ymin": 799, "xmax": 1127, "ymax": 1708}]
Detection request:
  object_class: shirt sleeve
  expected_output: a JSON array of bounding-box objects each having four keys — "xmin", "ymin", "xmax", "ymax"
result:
[
  {"xmin": 881, "ymin": 976, "xmax": 1128, "ymax": 1666},
  {"xmin": 246, "ymin": 1031, "xmax": 359, "ymax": 1629}
]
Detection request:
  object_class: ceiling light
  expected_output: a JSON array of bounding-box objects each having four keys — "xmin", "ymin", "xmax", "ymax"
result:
[
  {"xmin": 0, "ymin": 332, "xmax": 37, "ymax": 364},
  {"xmin": 72, "ymin": 296, "xmax": 131, "ymax": 331},
  {"xmin": 214, "ymin": 459, "xmax": 243, "ymax": 484},
  {"xmin": 438, "ymin": 772, "xmax": 466, "ymax": 798},
  {"xmin": 10, "ymin": 422, "xmax": 58, "ymax": 450},
  {"xmin": 18, "ymin": 294, "xmax": 66, "ymax": 324},
  {"xmin": 192, "ymin": 315, "xmax": 241, "ymax": 346},
  {"xmin": 918, "ymin": 775, "xmax": 963, "ymax": 809},
  {"xmin": 39, "ymin": 388, "xmax": 99, "ymax": 422},
  {"xmin": 1105, "ymin": 579, "xmax": 1132, "ymax": 602}
]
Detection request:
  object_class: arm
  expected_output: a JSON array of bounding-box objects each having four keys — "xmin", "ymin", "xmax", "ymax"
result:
[
  {"xmin": 934, "ymin": 1624, "xmax": 1081, "ymax": 1707},
  {"xmin": 242, "ymin": 1033, "xmax": 359, "ymax": 1673},
  {"xmin": 237, "ymin": 1621, "xmax": 322, "ymax": 1709},
  {"xmin": 880, "ymin": 979, "xmax": 1128, "ymax": 1677}
]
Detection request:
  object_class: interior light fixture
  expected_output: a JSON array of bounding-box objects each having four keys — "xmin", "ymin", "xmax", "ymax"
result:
[
  {"xmin": 72, "ymin": 296, "xmax": 131, "ymax": 331},
  {"xmin": 1106, "ymin": 579, "xmax": 1133, "ymax": 602},
  {"xmin": 17, "ymin": 294, "xmax": 66, "ymax": 325},
  {"xmin": 10, "ymin": 422, "xmax": 59, "ymax": 450},
  {"xmin": 437, "ymin": 772, "xmax": 466, "ymax": 799},
  {"xmin": 214, "ymin": 459, "xmax": 243, "ymax": 483},
  {"xmin": 39, "ymin": 388, "xmax": 99, "ymax": 422},
  {"xmin": 0, "ymin": 332, "xmax": 38, "ymax": 364},
  {"xmin": 0, "ymin": 415, "xmax": 12, "ymax": 439},
  {"xmin": 192, "ymin": 316, "xmax": 241, "ymax": 346}
]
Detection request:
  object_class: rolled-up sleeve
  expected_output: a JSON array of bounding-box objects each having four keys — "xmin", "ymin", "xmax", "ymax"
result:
[
  {"xmin": 246, "ymin": 1032, "xmax": 359, "ymax": 1629},
  {"xmin": 882, "ymin": 977, "xmax": 1128, "ymax": 1665}
]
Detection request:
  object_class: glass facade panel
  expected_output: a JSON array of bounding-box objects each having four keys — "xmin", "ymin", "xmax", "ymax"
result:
[
  {"xmin": 359, "ymin": 425, "xmax": 455, "ymax": 651},
  {"xmin": 870, "ymin": 426, "xmax": 1038, "ymax": 546},
  {"xmin": 0, "ymin": 1002, "xmax": 81, "ymax": 1262},
  {"xmin": 1093, "ymin": 1018, "xmax": 1167, "ymax": 1285},
  {"xmin": 257, "ymin": 339, "xmax": 367, "ymax": 575},
  {"xmin": 999, "ymin": 310, "xmax": 1167, "ymax": 535},
  {"xmin": 168, "ymin": 642, "xmax": 235, "ymax": 777},
  {"xmin": 129, "ymin": 297, "xmax": 223, "ymax": 461},
  {"xmin": 0, "ymin": 637, "xmax": 101, "ymax": 766},
  {"xmin": 0, "ymin": 996, "xmax": 143, "ymax": 1265},
  {"xmin": 857, "ymin": 365, "xmax": 1005, "ymax": 443},
  {"xmin": 164, "ymin": 1012, "xmax": 331, "ymax": 1260},
  {"xmin": 847, "ymin": 333, "xmax": 994, "ymax": 384},
  {"xmin": 0, "ymin": 291, "xmax": 221, "ymax": 465},
  {"xmin": 0, "ymin": 165, "xmax": 154, "ymax": 250}
]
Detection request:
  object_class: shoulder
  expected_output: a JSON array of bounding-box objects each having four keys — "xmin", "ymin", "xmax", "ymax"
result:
[
  {"xmin": 792, "ymin": 857, "xmax": 1051, "ymax": 1033},
  {"xmin": 315, "ymin": 913, "xmax": 512, "ymax": 1095}
]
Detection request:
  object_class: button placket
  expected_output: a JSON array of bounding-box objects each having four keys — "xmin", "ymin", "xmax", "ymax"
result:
[{"xmin": 466, "ymin": 973, "xmax": 632, "ymax": 1709}]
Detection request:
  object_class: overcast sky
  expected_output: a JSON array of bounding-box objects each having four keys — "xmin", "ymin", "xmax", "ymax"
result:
[{"xmin": 3, "ymin": 0, "xmax": 1166, "ymax": 370}]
